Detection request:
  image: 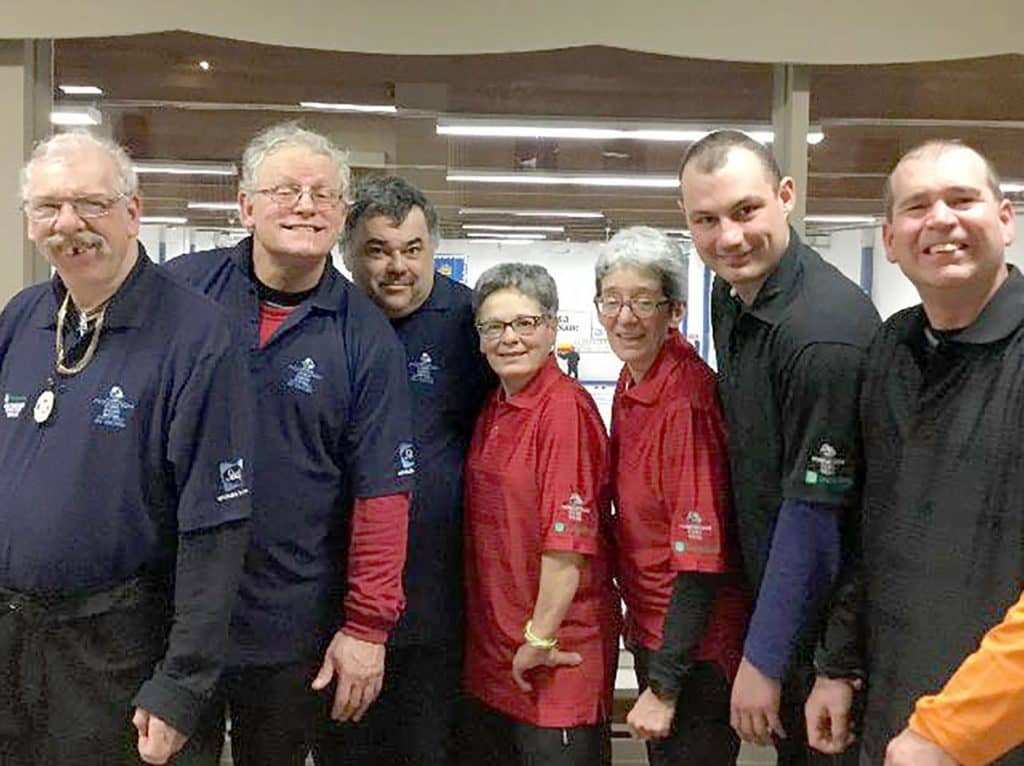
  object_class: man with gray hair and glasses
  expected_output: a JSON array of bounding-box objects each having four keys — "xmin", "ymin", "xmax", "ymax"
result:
[
  {"xmin": 336, "ymin": 175, "xmax": 492, "ymax": 765},
  {"xmin": 166, "ymin": 124, "xmax": 414, "ymax": 766},
  {"xmin": 0, "ymin": 131, "xmax": 252, "ymax": 765}
]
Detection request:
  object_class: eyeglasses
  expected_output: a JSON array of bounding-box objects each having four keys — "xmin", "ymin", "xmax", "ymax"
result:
[
  {"xmin": 594, "ymin": 295, "xmax": 671, "ymax": 319},
  {"xmin": 24, "ymin": 193, "xmax": 127, "ymax": 223},
  {"xmin": 475, "ymin": 315, "xmax": 550, "ymax": 341},
  {"xmin": 255, "ymin": 185, "xmax": 343, "ymax": 210}
]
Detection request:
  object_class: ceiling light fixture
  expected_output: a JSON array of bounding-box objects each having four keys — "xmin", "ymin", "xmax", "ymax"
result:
[
  {"xmin": 448, "ymin": 170, "xmax": 678, "ymax": 189},
  {"xmin": 187, "ymin": 201, "xmax": 238, "ymax": 211},
  {"xmin": 804, "ymin": 215, "xmax": 878, "ymax": 224},
  {"xmin": 462, "ymin": 224, "xmax": 564, "ymax": 233},
  {"xmin": 438, "ymin": 118, "xmax": 825, "ymax": 146},
  {"xmin": 134, "ymin": 161, "xmax": 237, "ymax": 176},
  {"xmin": 1001, "ymin": 181, "xmax": 1024, "ymax": 193},
  {"xmin": 465, "ymin": 232, "xmax": 547, "ymax": 240},
  {"xmin": 141, "ymin": 216, "xmax": 188, "ymax": 225},
  {"xmin": 198, "ymin": 60, "xmax": 211, "ymax": 71},
  {"xmin": 300, "ymin": 101, "xmax": 398, "ymax": 114},
  {"xmin": 59, "ymin": 85, "xmax": 103, "ymax": 96},
  {"xmin": 459, "ymin": 207, "xmax": 604, "ymax": 219},
  {"xmin": 50, "ymin": 106, "xmax": 101, "ymax": 126}
]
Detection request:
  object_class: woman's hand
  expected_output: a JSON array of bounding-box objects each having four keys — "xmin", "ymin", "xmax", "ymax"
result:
[{"xmin": 511, "ymin": 642, "xmax": 582, "ymax": 691}]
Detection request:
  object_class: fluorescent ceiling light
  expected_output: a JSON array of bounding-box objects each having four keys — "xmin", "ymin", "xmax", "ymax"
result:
[
  {"xmin": 1001, "ymin": 181, "xmax": 1024, "ymax": 193},
  {"xmin": 134, "ymin": 161, "xmax": 237, "ymax": 176},
  {"xmin": 300, "ymin": 101, "xmax": 397, "ymax": 114},
  {"xmin": 141, "ymin": 216, "xmax": 188, "ymax": 225},
  {"xmin": 458, "ymin": 238, "xmax": 534, "ymax": 246},
  {"xmin": 448, "ymin": 170, "xmax": 678, "ymax": 189},
  {"xmin": 438, "ymin": 118, "xmax": 823, "ymax": 146},
  {"xmin": 459, "ymin": 207, "xmax": 604, "ymax": 219},
  {"xmin": 657, "ymin": 228, "xmax": 691, "ymax": 237},
  {"xmin": 59, "ymin": 84, "xmax": 103, "ymax": 95},
  {"xmin": 187, "ymin": 201, "xmax": 238, "ymax": 211},
  {"xmin": 465, "ymin": 232, "xmax": 547, "ymax": 240},
  {"xmin": 805, "ymin": 215, "xmax": 877, "ymax": 224},
  {"xmin": 50, "ymin": 106, "xmax": 101, "ymax": 126},
  {"xmin": 462, "ymin": 224, "xmax": 564, "ymax": 233}
]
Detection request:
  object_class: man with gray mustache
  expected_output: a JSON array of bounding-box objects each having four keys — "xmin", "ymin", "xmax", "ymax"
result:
[{"xmin": 0, "ymin": 131, "xmax": 252, "ymax": 765}]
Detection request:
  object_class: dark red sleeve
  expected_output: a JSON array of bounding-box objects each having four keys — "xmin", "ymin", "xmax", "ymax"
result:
[
  {"xmin": 341, "ymin": 492, "xmax": 410, "ymax": 643},
  {"xmin": 661, "ymin": 402, "xmax": 732, "ymax": 573}
]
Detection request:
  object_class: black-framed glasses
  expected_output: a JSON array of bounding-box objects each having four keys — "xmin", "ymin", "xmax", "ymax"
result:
[
  {"xmin": 24, "ymin": 193, "xmax": 127, "ymax": 223},
  {"xmin": 475, "ymin": 314, "xmax": 551, "ymax": 341},
  {"xmin": 594, "ymin": 295, "xmax": 671, "ymax": 318},
  {"xmin": 255, "ymin": 185, "xmax": 343, "ymax": 210}
]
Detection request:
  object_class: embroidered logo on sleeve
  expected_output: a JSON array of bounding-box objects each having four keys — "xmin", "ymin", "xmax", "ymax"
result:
[
  {"xmin": 286, "ymin": 357, "xmax": 323, "ymax": 394},
  {"xmin": 217, "ymin": 457, "xmax": 249, "ymax": 502},
  {"xmin": 553, "ymin": 492, "xmax": 593, "ymax": 534},
  {"xmin": 408, "ymin": 352, "xmax": 440, "ymax": 385},
  {"xmin": 3, "ymin": 393, "xmax": 27, "ymax": 419},
  {"xmin": 92, "ymin": 386, "xmax": 135, "ymax": 430},
  {"xmin": 804, "ymin": 442, "xmax": 854, "ymax": 491},
  {"xmin": 397, "ymin": 442, "xmax": 416, "ymax": 477},
  {"xmin": 673, "ymin": 510, "xmax": 721, "ymax": 555}
]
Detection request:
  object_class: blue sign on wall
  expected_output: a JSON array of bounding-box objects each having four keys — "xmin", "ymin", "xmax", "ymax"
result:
[{"xmin": 435, "ymin": 255, "xmax": 467, "ymax": 285}]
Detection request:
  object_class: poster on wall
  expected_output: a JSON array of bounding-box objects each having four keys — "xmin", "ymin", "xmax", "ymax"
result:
[{"xmin": 435, "ymin": 255, "xmax": 467, "ymax": 285}]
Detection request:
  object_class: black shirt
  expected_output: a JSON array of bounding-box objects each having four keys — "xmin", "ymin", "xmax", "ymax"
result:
[
  {"xmin": 859, "ymin": 266, "xmax": 1024, "ymax": 761},
  {"xmin": 711, "ymin": 229, "xmax": 880, "ymax": 591}
]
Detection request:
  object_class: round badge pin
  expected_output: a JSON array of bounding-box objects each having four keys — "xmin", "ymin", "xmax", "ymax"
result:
[{"xmin": 33, "ymin": 389, "xmax": 55, "ymax": 424}]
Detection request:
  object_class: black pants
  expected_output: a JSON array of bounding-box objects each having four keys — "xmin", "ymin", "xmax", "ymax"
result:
[
  {"xmin": 456, "ymin": 695, "xmax": 610, "ymax": 766},
  {"xmin": 180, "ymin": 661, "xmax": 330, "ymax": 766},
  {"xmin": 316, "ymin": 643, "xmax": 462, "ymax": 766},
  {"xmin": 0, "ymin": 580, "xmax": 167, "ymax": 766},
  {"xmin": 632, "ymin": 651, "xmax": 739, "ymax": 766}
]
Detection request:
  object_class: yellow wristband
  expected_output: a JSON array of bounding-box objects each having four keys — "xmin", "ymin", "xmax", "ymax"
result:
[{"xmin": 524, "ymin": 620, "xmax": 558, "ymax": 650}]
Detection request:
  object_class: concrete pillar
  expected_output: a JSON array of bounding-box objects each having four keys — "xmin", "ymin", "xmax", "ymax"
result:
[
  {"xmin": 771, "ymin": 63, "xmax": 809, "ymax": 236},
  {"xmin": 0, "ymin": 39, "xmax": 51, "ymax": 308}
]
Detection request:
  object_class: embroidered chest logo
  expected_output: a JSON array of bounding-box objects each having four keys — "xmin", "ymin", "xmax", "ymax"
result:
[
  {"xmin": 92, "ymin": 386, "xmax": 135, "ymax": 430},
  {"xmin": 408, "ymin": 352, "xmax": 440, "ymax": 385},
  {"xmin": 810, "ymin": 443, "xmax": 843, "ymax": 476},
  {"xmin": 396, "ymin": 442, "xmax": 416, "ymax": 477},
  {"xmin": 286, "ymin": 357, "xmax": 323, "ymax": 394},
  {"xmin": 3, "ymin": 393, "xmax": 27, "ymax": 419},
  {"xmin": 217, "ymin": 457, "xmax": 249, "ymax": 502}
]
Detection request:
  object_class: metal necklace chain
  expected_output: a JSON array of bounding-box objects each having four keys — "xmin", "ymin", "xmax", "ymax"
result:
[{"xmin": 55, "ymin": 291, "xmax": 108, "ymax": 376}]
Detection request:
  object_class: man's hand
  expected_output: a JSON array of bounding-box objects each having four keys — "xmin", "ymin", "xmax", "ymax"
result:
[
  {"xmin": 511, "ymin": 643, "xmax": 582, "ymax": 692},
  {"xmin": 806, "ymin": 675, "xmax": 859, "ymax": 754},
  {"xmin": 627, "ymin": 687, "xmax": 676, "ymax": 740},
  {"xmin": 133, "ymin": 708, "xmax": 188, "ymax": 765},
  {"xmin": 311, "ymin": 630, "xmax": 386, "ymax": 722},
  {"xmin": 731, "ymin": 656, "xmax": 785, "ymax": 746},
  {"xmin": 884, "ymin": 728, "xmax": 959, "ymax": 766}
]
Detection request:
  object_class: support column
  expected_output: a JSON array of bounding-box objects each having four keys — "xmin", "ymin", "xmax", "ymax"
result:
[
  {"xmin": 0, "ymin": 39, "xmax": 51, "ymax": 308},
  {"xmin": 771, "ymin": 63, "xmax": 809, "ymax": 236}
]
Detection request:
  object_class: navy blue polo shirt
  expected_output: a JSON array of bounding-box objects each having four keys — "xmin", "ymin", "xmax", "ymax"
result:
[
  {"xmin": 0, "ymin": 250, "xmax": 252, "ymax": 595},
  {"xmin": 388, "ymin": 273, "xmax": 493, "ymax": 646},
  {"xmin": 165, "ymin": 238, "xmax": 414, "ymax": 666}
]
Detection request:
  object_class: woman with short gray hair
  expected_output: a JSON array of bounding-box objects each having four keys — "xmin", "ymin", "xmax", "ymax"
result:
[
  {"xmin": 598, "ymin": 226, "xmax": 748, "ymax": 765},
  {"xmin": 461, "ymin": 262, "xmax": 618, "ymax": 766}
]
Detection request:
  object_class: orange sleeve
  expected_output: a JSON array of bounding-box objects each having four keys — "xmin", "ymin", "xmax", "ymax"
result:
[{"xmin": 909, "ymin": 591, "xmax": 1024, "ymax": 766}]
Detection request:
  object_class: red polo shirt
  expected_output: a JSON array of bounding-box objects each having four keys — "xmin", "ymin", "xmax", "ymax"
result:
[
  {"xmin": 464, "ymin": 355, "xmax": 619, "ymax": 727},
  {"xmin": 611, "ymin": 331, "xmax": 748, "ymax": 682}
]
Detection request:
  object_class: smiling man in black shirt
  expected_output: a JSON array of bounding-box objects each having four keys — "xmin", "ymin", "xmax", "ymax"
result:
[{"xmin": 807, "ymin": 140, "xmax": 1024, "ymax": 765}]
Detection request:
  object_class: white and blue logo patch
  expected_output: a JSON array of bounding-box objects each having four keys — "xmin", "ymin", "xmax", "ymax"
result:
[
  {"xmin": 4, "ymin": 393, "xmax": 27, "ymax": 419},
  {"xmin": 408, "ymin": 352, "xmax": 440, "ymax": 385},
  {"xmin": 397, "ymin": 441, "xmax": 416, "ymax": 477},
  {"xmin": 286, "ymin": 357, "xmax": 323, "ymax": 394},
  {"xmin": 217, "ymin": 457, "xmax": 249, "ymax": 502},
  {"xmin": 92, "ymin": 385, "xmax": 135, "ymax": 430}
]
